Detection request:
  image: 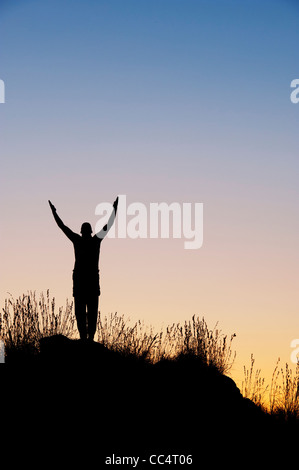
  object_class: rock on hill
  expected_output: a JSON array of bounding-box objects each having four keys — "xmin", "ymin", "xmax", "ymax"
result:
[{"xmin": 0, "ymin": 335, "xmax": 290, "ymax": 467}]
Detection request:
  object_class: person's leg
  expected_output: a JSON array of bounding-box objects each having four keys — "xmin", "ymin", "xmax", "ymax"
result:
[
  {"xmin": 74, "ymin": 296, "xmax": 87, "ymax": 340},
  {"xmin": 87, "ymin": 295, "xmax": 99, "ymax": 341}
]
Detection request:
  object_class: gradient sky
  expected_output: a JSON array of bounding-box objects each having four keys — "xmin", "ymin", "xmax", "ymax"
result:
[{"xmin": 1, "ymin": 0, "xmax": 299, "ymax": 388}]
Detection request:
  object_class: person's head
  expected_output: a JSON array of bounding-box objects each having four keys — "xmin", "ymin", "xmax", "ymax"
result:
[{"xmin": 80, "ymin": 222, "xmax": 93, "ymax": 238}]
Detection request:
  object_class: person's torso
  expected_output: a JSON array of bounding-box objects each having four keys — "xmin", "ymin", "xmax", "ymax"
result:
[{"xmin": 73, "ymin": 236, "xmax": 101, "ymax": 273}]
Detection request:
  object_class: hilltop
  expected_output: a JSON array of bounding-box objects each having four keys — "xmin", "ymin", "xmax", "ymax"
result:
[{"xmin": 1, "ymin": 335, "xmax": 293, "ymax": 467}]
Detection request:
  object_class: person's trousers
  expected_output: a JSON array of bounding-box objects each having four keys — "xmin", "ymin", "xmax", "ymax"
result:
[{"xmin": 74, "ymin": 295, "xmax": 99, "ymax": 341}]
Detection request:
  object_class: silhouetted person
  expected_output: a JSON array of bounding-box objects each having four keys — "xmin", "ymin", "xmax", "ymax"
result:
[{"xmin": 49, "ymin": 197, "xmax": 119, "ymax": 341}]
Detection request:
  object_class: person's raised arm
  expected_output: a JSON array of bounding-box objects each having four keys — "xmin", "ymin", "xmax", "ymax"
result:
[
  {"xmin": 48, "ymin": 200, "xmax": 77, "ymax": 241},
  {"xmin": 95, "ymin": 196, "xmax": 118, "ymax": 239}
]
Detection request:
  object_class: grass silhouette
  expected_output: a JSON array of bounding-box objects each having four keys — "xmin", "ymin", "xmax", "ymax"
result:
[
  {"xmin": 0, "ymin": 291, "xmax": 298, "ymax": 466},
  {"xmin": 242, "ymin": 354, "xmax": 299, "ymax": 422},
  {"xmin": 0, "ymin": 291, "xmax": 236, "ymax": 373},
  {"xmin": 98, "ymin": 311, "xmax": 236, "ymax": 373},
  {"xmin": 1, "ymin": 291, "xmax": 74, "ymax": 360},
  {"xmin": 1, "ymin": 290, "xmax": 299, "ymax": 422}
]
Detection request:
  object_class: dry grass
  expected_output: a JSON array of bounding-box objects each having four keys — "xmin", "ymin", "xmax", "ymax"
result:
[
  {"xmin": 2, "ymin": 290, "xmax": 299, "ymax": 424},
  {"xmin": 242, "ymin": 354, "xmax": 267, "ymax": 409},
  {"xmin": 269, "ymin": 360, "xmax": 299, "ymax": 420},
  {"xmin": 97, "ymin": 312, "xmax": 163, "ymax": 362},
  {"xmin": 242, "ymin": 355, "xmax": 299, "ymax": 421},
  {"xmin": 0, "ymin": 291, "xmax": 236, "ymax": 374},
  {"xmin": 0, "ymin": 290, "xmax": 75, "ymax": 357},
  {"xmin": 97, "ymin": 312, "xmax": 236, "ymax": 373}
]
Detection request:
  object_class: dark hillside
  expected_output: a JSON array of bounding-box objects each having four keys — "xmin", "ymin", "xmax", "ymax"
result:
[{"xmin": 1, "ymin": 335, "xmax": 293, "ymax": 467}]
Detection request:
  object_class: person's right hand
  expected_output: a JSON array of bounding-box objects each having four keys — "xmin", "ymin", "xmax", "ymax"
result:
[{"xmin": 48, "ymin": 200, "xmax": 56, "ymax": 212}]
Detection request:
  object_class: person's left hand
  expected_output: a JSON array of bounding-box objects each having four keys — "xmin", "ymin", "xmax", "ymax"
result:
[{"xmin": 113, "ymin": 197, "xmax": 119, "ymax": 209}]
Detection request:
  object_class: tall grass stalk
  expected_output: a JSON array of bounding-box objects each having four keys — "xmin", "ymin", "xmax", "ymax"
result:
[
  {"xmin": 1, "ymin": 292, "xmax": 236, "ymax": 374},
  {"xmin": 97, "ymin": 313, "xmax": 236, "ymax": 374},
  {"xmin": 0, "ymin": 291, "xmax": 75, "ymax": 356},
  {"xmin": 242, "ymin": 354, "xmax": 267, "ymax": 408},
  {"xmin": 242, "ymin": 355, "xmax": 299, "ymax": 421},
  {"xmin": 269, "ymin": 361, "xmax": 299, "ymax": 420}
]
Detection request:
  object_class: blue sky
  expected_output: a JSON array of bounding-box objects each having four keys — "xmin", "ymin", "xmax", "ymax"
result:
[{"xmin": 1, "ymin": 1, "xmax": 298, "ymax": 172}]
